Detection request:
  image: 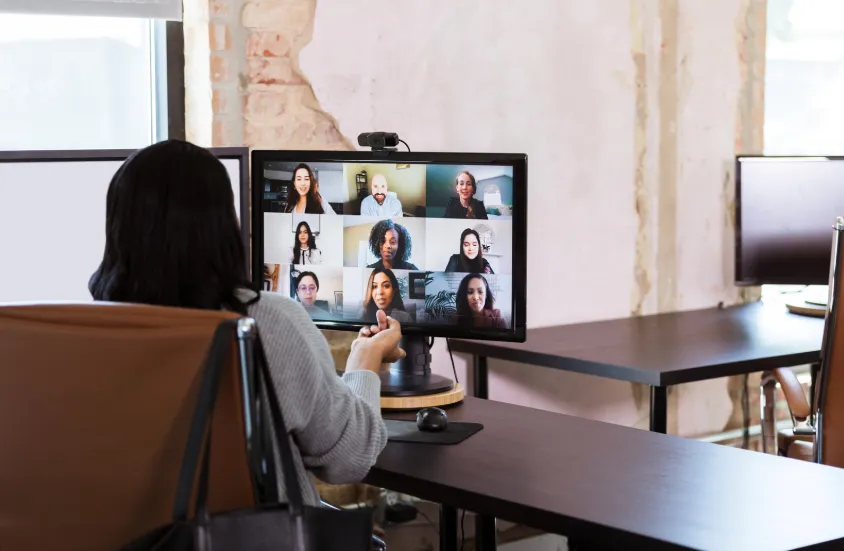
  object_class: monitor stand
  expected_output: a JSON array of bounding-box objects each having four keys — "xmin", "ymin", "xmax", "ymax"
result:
[{"xmin": 379, "ymin": 334, "xmax": 455, "ymax": 397}]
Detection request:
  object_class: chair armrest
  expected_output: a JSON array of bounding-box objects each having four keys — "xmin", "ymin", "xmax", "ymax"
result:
[{"xmin": 773, "ymin": 368, "xmax": 814, "ymax": 435}]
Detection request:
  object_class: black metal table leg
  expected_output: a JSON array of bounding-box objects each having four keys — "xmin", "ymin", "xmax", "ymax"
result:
[
  {"xmin": 650, "ymin": 386, "xmax": 668, "ymax": 433},
  {"xmin": 440, "ymin": 505, "xmax": 458, "ymax": 551},
  {"xmin": 810, "ymin": 362, "xmax": 819, "ymax": 423},
  {"xmin": 476, "ymin": 514, "xmax": 497, "ymax": 550},
  {"xmin": 473, "ymin": 355, "xmax": 489, "ymax": 399}
]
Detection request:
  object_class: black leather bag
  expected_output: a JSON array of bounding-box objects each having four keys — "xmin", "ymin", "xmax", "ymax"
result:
[{"xmin": 120, "ymin": 321, "xmax": 374, "ymax": 551}]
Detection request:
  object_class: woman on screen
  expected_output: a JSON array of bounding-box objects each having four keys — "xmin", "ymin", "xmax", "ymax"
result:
[
  {"xmin": 451, "ymin": 273, "xmax": 507, "ymax": 329},
  {"xmin": 444, "ymin": 170, "xmax": 488, "ymax": 220},
  {"xmin": 445, "ymin": 228, "xmax": 494, "ymax": 274},
  {"xmin": 361, "ymin": 267, "xmax": 413, "ymax": 323},
  {"xmin": 285, "ymin": 163, "xmax": 336, "ymax": 215},
  {"xmin": 290, "ymin": 221, "xmax": 323, "ymax": 265},
  {"xmin": 88, "ymin": 139, "xmax": 399, "ymax": 506},
  {"xmin": 293, "ymin": 270, "xmax": 338, "ymax": 320},
  {"xmin": 366, "ymin": 219, "xmax": 419, "ymax": 270}
]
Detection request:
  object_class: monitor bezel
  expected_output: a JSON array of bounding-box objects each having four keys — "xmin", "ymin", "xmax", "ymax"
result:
[
  {"xmin": 251, "ymin": 149, "xmax": 528, "ymax": 343},
  {"xmin": 0, "ymin": 147, "xmax": 252, "ymax": 274},
  {"xmin": 735, "ymin": 154, "xmax": 838, "ymax": 286}
]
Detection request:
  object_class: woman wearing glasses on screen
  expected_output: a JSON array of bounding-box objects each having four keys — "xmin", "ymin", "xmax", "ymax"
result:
[
  {"xmin": 366, "ymin": 219, "xmax": 419, "ymax": 270},
  {"xmin": 289, "ymin": 221, "xmax": 322, "ymax": 265},
  {"xmin": 451, "ymin": 273, "xmax": 507, "ymax": 329},
  {"xmin": 360, "ymin": 267, "xmax": 413, "ymax": 323},
  {"xmin": 285, "ymin": 163, "xmax": 336, "ymax": 215},
  {"xmin": 445, "ymin": 228, "xmax": 493, "ymax": 274},
  {"xmin": 294, "ymin": 270, "xmax": 339, "ymax": 320},
  {"xmin": 444, "ymin": 170, "xmax": 488, "ymax": 220}
]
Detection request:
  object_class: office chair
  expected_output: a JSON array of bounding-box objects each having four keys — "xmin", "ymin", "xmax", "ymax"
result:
[
  {"xmin": 775, "ymin": 217, "xmax": 844, "ymax": 467},
  {"xmin": 0, "ymin": 302, "xmax": 387, "ymax": 551}
]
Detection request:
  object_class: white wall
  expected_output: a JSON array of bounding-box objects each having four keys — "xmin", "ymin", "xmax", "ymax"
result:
[{"xmin": 300, "ymin": 0, "xmax": 759, "ymax": 436}]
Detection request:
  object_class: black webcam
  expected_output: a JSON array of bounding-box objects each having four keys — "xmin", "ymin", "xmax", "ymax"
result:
[{"xmin": 358, "ymin": 132, "xmax": 400, "ymax": 152}]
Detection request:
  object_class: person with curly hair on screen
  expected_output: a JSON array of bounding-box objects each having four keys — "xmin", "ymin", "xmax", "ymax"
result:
[
  {"xmin": 359, "ymin": 267, "xmax": 413, "ymax": 323},
  {"xmin": 451, "ymin": 273, "xmax": 507, "ymax": 329},
  {"xmin": 366, "ymin": 219, "xmax": 419, "ymax": 270}
]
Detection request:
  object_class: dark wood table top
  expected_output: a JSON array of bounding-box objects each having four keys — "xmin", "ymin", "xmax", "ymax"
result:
[
  {"xmin": 369, "ymin": 397, "xmax": 844, "ymax": 550},
  {"xmin": 449, "ymin": 301, "xmax": 825, "ymax": 386}
]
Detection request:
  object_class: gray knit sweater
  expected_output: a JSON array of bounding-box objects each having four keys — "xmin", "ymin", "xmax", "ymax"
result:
[{"xmin": 242, "ymin": 290, "xmax": 388, "ymax": 505}]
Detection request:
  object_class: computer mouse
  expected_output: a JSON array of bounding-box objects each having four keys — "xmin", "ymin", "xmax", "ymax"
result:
[{"xmin": 416, "ymin": 407, "xmax": 448, "ymax": 432}]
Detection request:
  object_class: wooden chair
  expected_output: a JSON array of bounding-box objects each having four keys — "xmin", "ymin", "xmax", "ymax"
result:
[
  {"xmin": 777, "ymin": 217, "xmax": 844, "ymax": 467},
  {"xmin": 0, "ymin": 302, "xmax": 258, "ymax": 550}
]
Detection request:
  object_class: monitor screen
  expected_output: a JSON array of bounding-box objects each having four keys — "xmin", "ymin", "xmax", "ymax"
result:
[
  {"xmin": 736, "ymin": 156, "xmax": 844, "ymax": 286},
  {"xmin": 251, "ymin": 151, "xmax": 527, "ymax": 342},
  {"xmin": 0, "ymin": 147, "xmax": 250, "ymax": 303}
]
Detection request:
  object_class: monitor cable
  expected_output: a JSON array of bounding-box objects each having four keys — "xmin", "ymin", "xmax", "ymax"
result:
[{"xmin": 399, "ymin": 139, "xmax": 411, "ymax": 152}]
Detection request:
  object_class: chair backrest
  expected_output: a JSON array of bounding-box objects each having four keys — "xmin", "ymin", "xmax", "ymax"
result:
[
  {"xmin": 816, "ymin": 217, "xmax": 844, "ymax": 467},
  {"xmin": 0, "ymin": 302, "xmax": 256, "ymax": 550}
]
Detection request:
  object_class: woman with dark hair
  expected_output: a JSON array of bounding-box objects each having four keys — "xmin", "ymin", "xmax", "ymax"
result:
[
  {"xmin": 290, "ymin": 221, "xmax": 322, "ymax": 265},
  {"xmin": 360, "ymin": 267, "xmax": 413, "ymax": 323},
  {"xmin": 366, "ymin": 219, "xmax": 419, "ymax": 270},
  {"xmin": 451, "ymin": 273, "xmax": 507, "ymax": 328},
  {"xmin": 443, "ymin": 170, "xmax": 488, "ymax": 219},
  {"xmin": 89, "ymin": 139, "xmax": 400, "ymax": 505},
  {"xmin": 444, "ymin": 228, "xmax": 494, "ymax": 274},
  {"xmin": 293, "ymin": 270, "xmax": 339, "ymax": 321},
  {"xmin": 284, "ymin": 163, "xmax": 336, "ymax": 215}
]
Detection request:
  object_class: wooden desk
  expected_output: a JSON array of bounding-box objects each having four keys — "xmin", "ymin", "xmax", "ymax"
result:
[
  {"xmin": 369, "ymin": 397, "xmax": 844, "ymax": 551},
  {"xmin": 450, "ymin": 301, "xmax": 825, "ymax": 433}
]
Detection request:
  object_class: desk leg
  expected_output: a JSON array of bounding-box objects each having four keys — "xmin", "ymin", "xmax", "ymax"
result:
[
  {"xmin": 476, "ymin": 514, "xmax": 497, "ymax": 550},
  {"xmin": 650, "ymin": 386, "xmax": 668, "ymax": 434},
  {"xmin": 440, "ymin": 505, "xmax": 458, "ymax": 551},
  {"xmin": 473, "ymin": 355, "xmax": 489, "ymax": 399},
  {"xmin": 810, "ymin": 362, "xmax": 819, "ymax": 424},
  {"xmin": 760, "ymin": 371, "xmax": 777, "ymax": 454}
]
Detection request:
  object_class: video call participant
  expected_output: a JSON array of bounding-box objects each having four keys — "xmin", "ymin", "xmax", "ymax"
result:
[
  {"xmin": 445, "ymin": 228, "xmax": 494, "ymax": 274},
  {"xmin": 294, "ymin": 271, "xmax": 326, "ymax": 313},
  {"xmin": 285, "ymin": 163, "xmax": 336, "ymax": 214},
  {"xmin": 444, "ymin": 170, "xmax": 488, "ymax": 219},
  {"xmin": 451, "ymin": 273, "xmax": 507, "ymax": 329},
  {"xmin": 361, "ymin": 267, "xmax": 413, "ymax": 323},
  {"xmin": 367, "ymin": 219, "xmax": 419, "ymax": 270},
  {"xmin": 360, "ymin": 174, "xmax": 403, "ymax": 217},
  {"xmin": 290, "ymin": 221, "xmax": 322, "ymax": 265},
  {"xmin": 89, "ymin": 139, "xmax": 399, "ymax": 505}
]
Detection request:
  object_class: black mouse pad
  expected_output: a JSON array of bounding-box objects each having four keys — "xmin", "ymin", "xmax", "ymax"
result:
[{"xmin": 385, "ymin": 420, "xmax": 483, "ymax": 445}]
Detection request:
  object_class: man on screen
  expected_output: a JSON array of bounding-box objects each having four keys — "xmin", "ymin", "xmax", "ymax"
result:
[{"xmin": 360, "ymin": 174, "xmax": 403, "ymax": 217}]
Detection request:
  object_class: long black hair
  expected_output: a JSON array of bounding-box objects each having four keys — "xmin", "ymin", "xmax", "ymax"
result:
[
  {"xmin": 88, "ymin": 139, "xmax": 255, "ymax": 314},
  {"xmin": 362, "ymin": 267, "xmax": 405, "ymax": 319},
  {"xmin": 285, "ymin": 163, "xmax": 325, "ymax": 214},
  {"xmin": 455, "ymin": 273, "xmax": 495, "ymax": 322},
  {"xmin": 456, "ymin": 228, "xmax": 485, "ymax": 272},
  {"xmin": 292, "ymin": 221, "xmax": 318, "ymax": 264}
]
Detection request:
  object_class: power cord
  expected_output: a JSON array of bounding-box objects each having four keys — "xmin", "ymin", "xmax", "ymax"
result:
[
  {"xmin": 428, "ymin": 337, "xmax": 460, "ymax": 385},
  {"xmin": 399, "ymin": 139, "xmax": 411, "ymax": 152},
  {"xmin": 460, "ymin": 509, "xmax": 466, "ymax": 551},
  {"xmin": 742, "ymin": 373, "xmax": 750, "ymax": 449}
]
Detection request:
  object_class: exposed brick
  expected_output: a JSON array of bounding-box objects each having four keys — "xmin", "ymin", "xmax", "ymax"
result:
[
  {"xmin": 243, "ymin": 90, "xmax": 287, "ymax": 119},
  {"xmin": 212, "ymin": 89, "xmax": 228, "ymax": 114},
  {"xmin": 210, "ymin": 54, "xmax": 231, "ymax": 82},
  {"xmin": 242, "ymin": 0, "xmax": 313, "ymax": 38},
  {"xmin": 210, "ymin": 0, "xmax": 230, "ymax": 17},
  {"xmin": 246, "ymin": 58, "xmax": 302, "ymax": 85},
  {"xmin": 209, "ymin": 23, "xmax": 231, "ymax": 51},
  {"xmin": 246, "ymin": 31, "xmax": 290, "ymax": 58}
]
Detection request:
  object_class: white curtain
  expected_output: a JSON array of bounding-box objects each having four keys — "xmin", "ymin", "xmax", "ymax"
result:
[{"xmin": 0, "ymin": 0, "xmax": 182, "ymax": 20}]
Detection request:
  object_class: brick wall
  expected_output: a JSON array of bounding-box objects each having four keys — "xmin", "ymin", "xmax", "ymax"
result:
[{"xmin": 187, "ymin": 0, "xmax": 351, "ymax": 151}]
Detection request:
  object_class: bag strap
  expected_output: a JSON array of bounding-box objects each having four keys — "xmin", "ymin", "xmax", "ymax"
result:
[
  {"xmin": 254, "ymin": 331, "xmax": 305, "ymax": 514},
  {"xmin": 172, "ymin": 320, "xmax": 236, "ymax": 522}
]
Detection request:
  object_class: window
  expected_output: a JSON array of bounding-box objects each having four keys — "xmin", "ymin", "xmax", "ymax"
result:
[
  {"xmin": 0, "ymin": 13, "xmax": 167, "ymax": 150},
  {"xmin": 765, "ymin": 0, "xmax": 844, "ymax": 155}
]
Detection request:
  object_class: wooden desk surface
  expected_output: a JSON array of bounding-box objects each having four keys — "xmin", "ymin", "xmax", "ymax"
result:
[
  {"xmin": 369, "ymin": 397, "xmax": 844, "ymax": 550},
  {"xmin": 449, "ymin": 301, "xmax": 824, "ymax": 386}
]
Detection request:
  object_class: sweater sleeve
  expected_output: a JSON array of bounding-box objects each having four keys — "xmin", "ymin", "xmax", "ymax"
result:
[{"xmin": 253, "ymin": 293, "xmax": 387, "ymax": 484}]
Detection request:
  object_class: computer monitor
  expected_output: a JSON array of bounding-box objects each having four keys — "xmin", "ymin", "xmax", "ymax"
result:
[
  {"xmin": 0, "ymin": 147, "xmax": 250, "ymax": 303},
  {"xmin": 736, "ymin": 155, "xmax": 844, "ymax": 288},
  {"xmin": 251, "ymin": 149, "xmax": 527, "ymax": 397}
]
